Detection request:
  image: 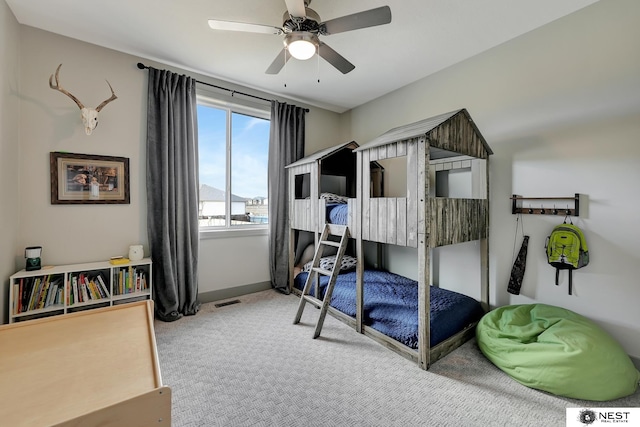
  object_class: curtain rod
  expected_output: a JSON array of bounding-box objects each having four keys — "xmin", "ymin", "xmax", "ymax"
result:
[{"xmin": 137, "ymin": 62, "xmax": 309, "ymax": 112}]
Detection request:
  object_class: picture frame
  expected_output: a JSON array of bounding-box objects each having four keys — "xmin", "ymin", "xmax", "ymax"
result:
[{"xmin": 50, "ymin": 152, "xmax": 130, "ymax": 204}]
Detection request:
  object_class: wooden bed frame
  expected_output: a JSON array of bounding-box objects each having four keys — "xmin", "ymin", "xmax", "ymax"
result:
[
  {"xmin": 0, "ymin": 300, "xmax": 171, "ymax": 426},
  {"xmin": 288, "ymin": 109, "xmax": 492, "ymax": 370}
]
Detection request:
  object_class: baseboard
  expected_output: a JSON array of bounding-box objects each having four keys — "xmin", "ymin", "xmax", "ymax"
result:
[{"xmin": 198, "ymin": 281, "xmax": 272, "ymax": 304}]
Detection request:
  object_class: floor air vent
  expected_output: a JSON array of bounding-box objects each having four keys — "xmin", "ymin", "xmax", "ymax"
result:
[{"xmin": 214, "ymin": 299, "xmax": 241, "ymax": 308}]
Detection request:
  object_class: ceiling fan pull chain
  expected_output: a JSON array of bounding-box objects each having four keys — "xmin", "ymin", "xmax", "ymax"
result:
[
  {"xmin": 317, "ymin": 49, "xmax": 320, "ymax": 83},
  {"xmin": 284, "ymin": 49, "xmax": 288, "ymax": 87}
]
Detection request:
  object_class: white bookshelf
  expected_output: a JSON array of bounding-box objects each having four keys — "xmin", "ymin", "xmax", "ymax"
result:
[{"xmin": 9, "ymin": 258, "xmax": 152, "ymax": 323}]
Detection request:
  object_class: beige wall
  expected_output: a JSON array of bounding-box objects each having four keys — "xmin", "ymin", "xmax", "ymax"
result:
[
  {"xmin": 2, "ymin": 22, "xmax": 344, "ymax": 320},
  {"xmin": 0, "ymin": 1, "xmax": 20, "ymax": 325},
  {"xmin": 347, "ymin": 0, "xmax": 640, "ymax": 358}
]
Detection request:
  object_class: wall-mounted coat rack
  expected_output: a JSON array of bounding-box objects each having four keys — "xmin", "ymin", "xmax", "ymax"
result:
[{"xmin": 511, "ymin": 194, "xmax": 580, "ymax": 216}]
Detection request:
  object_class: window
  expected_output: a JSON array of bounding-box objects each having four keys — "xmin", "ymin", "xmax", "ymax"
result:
[{"xmin": 197, "ymin": 95, "xmax": 270, "ymax": 232}]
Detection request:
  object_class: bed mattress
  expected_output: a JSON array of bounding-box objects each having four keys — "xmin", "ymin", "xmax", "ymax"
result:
[{"xmin": 294, "ymin": 269, "xmax": 484, "ymax": 348}]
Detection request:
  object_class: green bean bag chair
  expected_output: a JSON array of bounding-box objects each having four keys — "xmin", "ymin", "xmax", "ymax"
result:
[{"xmin": 476, "ymin": 304, "xmax": 640, "ymax": 401}]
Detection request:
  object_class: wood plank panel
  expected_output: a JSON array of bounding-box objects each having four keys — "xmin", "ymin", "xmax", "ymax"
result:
[
  {"xmin": 427, "ymin": 112, "xmax": 489, "ymax": 159},
  {"xmin": 291, "ymin": 199, "xmax": 313, "ymax": 231},
  {"xmin": 362, "ymin": 150, "xmax": 371, "ymax": 240},
  {"xmin": 396, "ymin": 198, "xmax": 407, "ymax": 246},
  {"xmin": 387, "ymin": 142, "xmax": 397, "ymax": 158},
  {"xmin": 387, "ymin": 197, "xmax": 397, "ymax": 244},
  {"xmin": 311, "ymin": 164, "xmax": 319, "ymax": 232},
  {"xmin": 417, "ymin": 234, "xmax": 430, "ymax": 370},
  {"xmin": 347, "ymin": 198, "xmax": 357, "ymax": 238},
  {"xmin": 429, "ymin": 199, "xmax": 489, "ymax": 246},
  {"xmin": 417, "ymin": 136, "xmax": 430, "ymax": 369},
  {"xmin": 369, "ymin": 147, "xmax": 378, "ymax": 162},
  {"xmin": 369, "ymin": 198, "xmax": 379, "ymax": 242},
  {"xmin": 397, "ymin": 140, "xmax": 407, "ymax": 156},
  {"xmin": 406, "ymin": 139, "xmax": 418, "ymax": 248},
  {"xmin": 378, "ymin": 145, "xmax": 387, "ymax": 160},
  {"xmin": 318, "ymin": 198, "xmax": 327, "ymax": 232},
  {"xmin": 378, "ymin": 198, "xmax": 387, "ymax": 243}
]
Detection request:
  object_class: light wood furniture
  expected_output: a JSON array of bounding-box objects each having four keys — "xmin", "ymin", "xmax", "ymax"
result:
[
  {"xmin": 9, "ymin": 258, "xmax": 152, "ymax": 323},
  {"xmin": 0, "ymin": 300, "xmax": 171, "ymax": 427}
]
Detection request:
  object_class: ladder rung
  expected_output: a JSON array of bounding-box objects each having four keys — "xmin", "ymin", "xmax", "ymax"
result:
[
  {"xmin": 327, "ymin": 224, "xmax": 347, "ymax": 236},
  {"xmin": 320, "ymin": 240, "xmax": 341, "ymax": 248},
  {"xmin": 312, "ymin": 267, "xmax": 332, "ymax": 276},
  {"xmin": 303, "ymin": 294, "xmax": 322, "ymax": 308}
]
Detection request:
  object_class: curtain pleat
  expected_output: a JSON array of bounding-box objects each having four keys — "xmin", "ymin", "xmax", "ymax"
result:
[
  {"xmin": 146, "ymin": 67, "xmax": 201, "ymax": 321},
  {"xmin": 268, "ymin": 101, "xmax": 305, "ymax": 293}
]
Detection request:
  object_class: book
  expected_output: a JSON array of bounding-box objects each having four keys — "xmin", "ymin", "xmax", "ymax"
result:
[
  {"xmin": 45, "ymin": 282, "xmax": 55, "ymax": 307},
  {"xmin": 28, "ymin": 277, "xmax": 42, "ymax": 311},
  {"xmin": 96, "ymin": 274, "xmax": 110, "ymax": 297},
  {"xmin": 88, "ymin": 279, "xmax": 101, "ymax": 299},
  {"xmin": 37, "ymin": 275, "xmax": 51, "ymax": 309},
  {"xmin": 80, "ymin": 280, "xmax": 90, "ymax": 302},
  {"xmin": 72, "ymin": 275, "xmax": 80, "ymax": 304},
  {"xmin": 92, "ymin": 278, "xmax": 105, "ymax": 299},
  {"xmin": 13, "ymin": 283, "xmax": 19, "ymax": 315}
]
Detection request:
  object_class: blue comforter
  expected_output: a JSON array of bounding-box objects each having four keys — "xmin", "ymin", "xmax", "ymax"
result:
[
  {"xmin": 326, "ymin": 203, "xmax": 349, "ymax": 225},
  {"xmin": 294, "ymin": 269, "xmax": 484, "ymax": 348}
]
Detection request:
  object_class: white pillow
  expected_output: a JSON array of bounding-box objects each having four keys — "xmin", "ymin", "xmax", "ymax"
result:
[
  {"xmin": 296, "ymin": 244, "xmax": 315, "ymax": 268},
  {"xmin": 302, "ymin": 255, "xmax": 357, "ymax": 273},
  {"xmin": 320, "ymin": 192, "xmax": 348, "ymax": 204}
]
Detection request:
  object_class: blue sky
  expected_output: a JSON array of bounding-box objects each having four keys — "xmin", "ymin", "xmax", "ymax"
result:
[{"xmin": 197, "ymin": 105, "xmax": 270, "ymax": 199}]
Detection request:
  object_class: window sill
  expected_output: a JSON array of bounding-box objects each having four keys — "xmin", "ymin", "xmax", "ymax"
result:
[{"xmin": 199, "ymin": 227, "xmax": 268, "ymax": 240}]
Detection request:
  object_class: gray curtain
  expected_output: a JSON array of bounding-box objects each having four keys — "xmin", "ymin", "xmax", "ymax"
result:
[
  {"xmin": 268, "ymin": 101, "xmax": 306, "ymax": 293},
  {"xmin": 146, "ymin": 67, "xmax": 200, "ymax": 321}
]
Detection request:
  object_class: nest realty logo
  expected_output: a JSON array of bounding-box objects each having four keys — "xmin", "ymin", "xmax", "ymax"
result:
[{"xmin": 566, "ymin": 408, "xmax": 639, "ymax": 426}]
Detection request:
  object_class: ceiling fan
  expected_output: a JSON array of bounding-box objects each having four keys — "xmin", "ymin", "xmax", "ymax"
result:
[{"xmin": 208, "ymin": 0, "xmax": 392, "ymax": 75}]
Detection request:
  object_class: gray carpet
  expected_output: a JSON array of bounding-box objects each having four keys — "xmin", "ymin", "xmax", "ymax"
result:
[{"xmin": 154, "ymin": 289, "xmax": 640, "ymax": 427}]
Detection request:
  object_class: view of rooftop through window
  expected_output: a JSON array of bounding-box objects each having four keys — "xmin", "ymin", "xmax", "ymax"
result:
[{"xmin": 197, "ymin": 103, "xmax": 270, "ymax": 228}]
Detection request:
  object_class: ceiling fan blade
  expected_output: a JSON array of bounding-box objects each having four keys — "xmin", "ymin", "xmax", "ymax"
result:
[
  {"xmin": 318, "ymin": 43, "xmax": 355, "ymax": 74},
  {"xmin": 265, "ymin": 49, "xmax": 291, "ymax": 74},
  {"xmin": 322, "ymin": 6, "xmax": 392, "ymax": 35},
  {"xmin": 284, "ymin": 0, "xmax": 307, "ymax": 18},
  {"xmin": 208, "ymin": 19, "xmax": 282, "ymax": 35}
]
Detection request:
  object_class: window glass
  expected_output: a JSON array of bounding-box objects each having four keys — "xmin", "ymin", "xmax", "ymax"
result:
[
  {"xmin": 197, "ymin": 99, "xmax": 270, "ymax": 229},
  {"xmin": 231, "ymin": 112, "xmax": 269, "ymax": 224}
]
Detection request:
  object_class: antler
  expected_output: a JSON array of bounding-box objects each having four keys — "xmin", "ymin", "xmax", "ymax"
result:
[
  {"xmin": 49, "ymin": 64, "xmax": 85, "ymax": 109},
  {"xmin": 96, "ymin": 80, "xmax": 118, "ymax": 112}
]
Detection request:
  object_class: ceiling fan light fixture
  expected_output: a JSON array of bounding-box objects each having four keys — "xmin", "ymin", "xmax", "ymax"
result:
[{"xmin": 285, "ymin": 32, "xmax": 318, "ymax": 60}]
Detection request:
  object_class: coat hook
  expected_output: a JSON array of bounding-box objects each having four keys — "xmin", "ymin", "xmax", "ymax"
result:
[
  {"xmin": 552, "ymin": 205, "xmax": 558, "ymax": 215},
  {"xmin": 540, "ymin": 206, "xmax": 546, "ymax": 214},
  {"xmin": 528, "ymin": 206, "xmax": 534, "ymax": 214}
]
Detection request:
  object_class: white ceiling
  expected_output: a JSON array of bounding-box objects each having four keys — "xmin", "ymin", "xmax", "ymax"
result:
[{"xmin": 7, "ymin": 0, "xmax": 599, "ymax": 113}]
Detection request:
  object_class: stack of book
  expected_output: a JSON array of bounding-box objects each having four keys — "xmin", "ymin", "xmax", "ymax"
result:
[
  {"xmin": 115, "ymin": 266, "xmax": 148, "ymax": 296},
  {"xmin": 67, "ymin": 272, "xmax": 110, "ymax": 305},
  {"xmin": 13, "ymin": 274, "xmax": 64, "ymax": 314}
]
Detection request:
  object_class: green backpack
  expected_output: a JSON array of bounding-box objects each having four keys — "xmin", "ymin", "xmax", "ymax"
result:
[{"xmin": 545, "ymin": 222, "xmax": 589, "ymax": 295}]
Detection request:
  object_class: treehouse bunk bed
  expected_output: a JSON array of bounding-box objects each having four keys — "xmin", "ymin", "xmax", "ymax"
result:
[{"xmin": 288, "ymin": 109, "xmax": 492, "ymax": 370}]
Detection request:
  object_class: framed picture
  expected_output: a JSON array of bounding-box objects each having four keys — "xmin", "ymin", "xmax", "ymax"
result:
[{"xmin": 50, "ymin": 152, "xmax": 130, "ymax": 204}]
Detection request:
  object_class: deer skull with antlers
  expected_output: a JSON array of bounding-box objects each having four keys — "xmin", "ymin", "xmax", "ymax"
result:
[{"xmin": 49, "ymin": 64, "xmax": 118, "ymax": 135}]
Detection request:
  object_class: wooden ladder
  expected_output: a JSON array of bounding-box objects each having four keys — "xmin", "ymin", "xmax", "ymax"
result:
[{"xmin": 293, "ymin": 223, "xmax": 350, "ymax": 338}]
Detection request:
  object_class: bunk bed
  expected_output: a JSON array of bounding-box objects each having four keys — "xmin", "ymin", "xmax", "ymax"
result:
[{"xmin": 287, "ymin": 109, "xmax": 492, "ymax": 370}]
